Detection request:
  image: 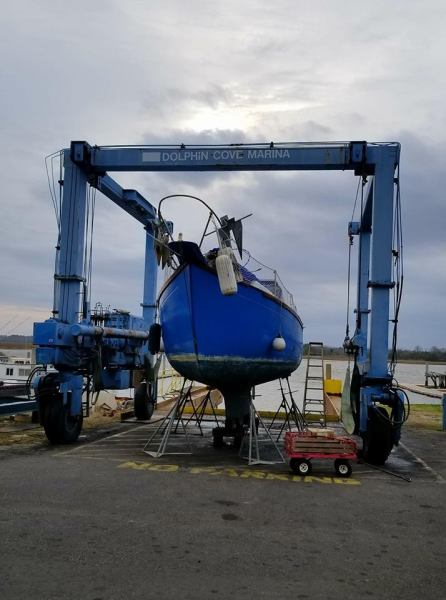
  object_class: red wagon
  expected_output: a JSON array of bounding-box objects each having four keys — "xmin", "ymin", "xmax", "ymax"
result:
[{"xmin": 285, "ymin": 429, "xmax": 358, "ymax": 477}]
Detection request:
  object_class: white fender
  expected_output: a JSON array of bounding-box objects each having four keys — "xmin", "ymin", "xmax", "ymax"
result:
[
  {"xmin": 216, "ymin": 251, "xmax": 238, "ymax": 295},
  {"xmin": 272, "ymin": 336, "xmax": 286, "ymax": 351}
]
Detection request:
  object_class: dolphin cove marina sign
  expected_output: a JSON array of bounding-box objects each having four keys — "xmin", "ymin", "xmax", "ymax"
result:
[
  {"xmin": 142, "ymin": 147, "xmax": 292, "ymax": 163},
  {"xmin": 88, "ymin": 141, "xmax": 370, "ymax": 171}
]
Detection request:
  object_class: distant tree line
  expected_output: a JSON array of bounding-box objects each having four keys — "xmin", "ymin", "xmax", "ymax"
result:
[
  {"xmin": 0, "ymin": 336, "xmax": 444, "ymax": 362},
  {"xmin": 304, "ymin": 343, "xmax": 446, "ymax": 362},
  {"xmin": 394, "ymin": 346, "xmax": 446, "ymax": 362}
]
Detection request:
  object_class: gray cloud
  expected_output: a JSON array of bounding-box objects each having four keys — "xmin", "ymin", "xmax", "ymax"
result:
[{"xmin": 0, "ymin": 1, "xmax": 445, "ymax": 348}]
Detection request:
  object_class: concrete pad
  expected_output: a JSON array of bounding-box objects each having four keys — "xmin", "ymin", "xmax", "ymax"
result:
[{"xmin": 0, "ymin": 422, "xmax": 444, "ymax": 599}]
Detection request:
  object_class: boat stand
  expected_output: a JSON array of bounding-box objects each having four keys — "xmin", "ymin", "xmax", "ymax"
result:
[
  {"xmin": 239, "ymin": 401, "xmax": 285, "ymax": 466},
  {"xmin": 267, "ymin": 378, "xmax": 307, "ymax": 442},
  {"xmin": 178, "ymin": 386, "xmax": 222, "ymax": 434},
  {"xmin": 143, "ymin": 380, "xmax": 222, "ymax": 457}
]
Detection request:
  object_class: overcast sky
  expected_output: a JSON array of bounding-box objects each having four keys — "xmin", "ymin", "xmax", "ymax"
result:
[{"xmin": 1, "ymin": 0, "xmax": 445, "ymax": 349}]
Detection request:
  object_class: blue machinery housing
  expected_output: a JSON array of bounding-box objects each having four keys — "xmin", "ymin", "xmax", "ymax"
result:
[{"xmin": 33, "ymin": 140, "xmax": 404, "ymax": 460}]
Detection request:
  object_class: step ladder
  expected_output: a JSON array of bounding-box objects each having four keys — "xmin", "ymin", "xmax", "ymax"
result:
[{"xmin": 303, "ymin": 342, "xmax": 326, "ymax": 427}]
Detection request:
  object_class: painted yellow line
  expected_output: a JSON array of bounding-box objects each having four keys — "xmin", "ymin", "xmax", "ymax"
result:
[{"xmin": 116, "ymin": 460, "xmax": 361, "ymax": 485}]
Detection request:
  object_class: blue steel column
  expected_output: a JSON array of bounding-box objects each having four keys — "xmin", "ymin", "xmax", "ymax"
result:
[
  {"xmin": 367, "ymin": 148, "xmax": 396, "ymax": 378},
  {"xmin": 141, "ymin": 225, "xmax": 158, "ymax": 326},
  {"xmin": 354, "ymin": 226, "xmax": 371, "ymax": 368},
  {"xmin": 56, "ymin": 150, "xmax": 88, "ymax": 324}
]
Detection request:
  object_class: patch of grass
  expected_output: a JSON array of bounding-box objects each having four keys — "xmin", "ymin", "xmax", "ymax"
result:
[
  {"xmin": 0, "ymin": 421, "xmax": 46, "ymax": 447},
  {"xmin": 0, "ymin": 412, "xmax": 121, "ymax": 446},
  {"xmin": 407, "ymin": 403, "xmax": 443, "ymax": 430}
]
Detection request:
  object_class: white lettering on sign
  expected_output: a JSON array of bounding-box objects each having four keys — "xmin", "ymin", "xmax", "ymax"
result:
[
  {"xmin": 247, "ymin": 149, "xmax": 291, "ymax": 160},
  {"xmin": 142, "ymin": 148, "xmax": 292, "ymax": 163},
  {"xmin": 161, "ymin": 151, "xmax": 210, "ymax": 162},
  {"xmin": 213, "ymin": 149, "xmax": 245, "ymax": 160}
]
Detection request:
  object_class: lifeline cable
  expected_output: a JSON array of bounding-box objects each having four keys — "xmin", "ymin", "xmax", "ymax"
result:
[
  {"xmin": 344, "ymin": 176, "xmax": 363, "ymax": 345},
  {"xmin": 389, "ymin": 165, "xmax": 404, "ymax": 374},
  {"xmin": 44, "ymin": 150, "xmax": 62, "ymax": 230},
  {"xmin": 360, "ymin": 460, "xmax": 412, "ymax": 482}
]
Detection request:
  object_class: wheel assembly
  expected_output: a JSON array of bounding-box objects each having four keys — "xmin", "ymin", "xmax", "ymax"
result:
[
  {"xmin": 37, "ymin": 377, "xmax": 83, "ymax": 444},
  {"xmin": 362, "ymin": 406, "xmax": 394, "ymax": 465},
  {"xmin": 212, "ymin": 427, "xmax": 225, "ymax": 448},
  {"xmin": 289, "ymin": 458, "xmax": 312, "ymax": 476},
  {"xmin": 43, "ymin": 398, "xmax": 83, "ymax": 444},
  {"xmin": 134, "ymin": 382, "xmax": 155, "ymax": 420}
]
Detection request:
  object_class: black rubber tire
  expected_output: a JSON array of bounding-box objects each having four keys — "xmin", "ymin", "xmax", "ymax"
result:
[
  {"xmin": 362, "ymin": 406, "xmax": 394, "ymax": 465},
  {"xmin": 36, "ymin": 373, "xmax": 58, "ymax": 426},
  {"xmin": 212, "ymin": 428, "xmax": 225, "ymax": 449},
  {"xmin": 233, "ymin": 427, "xmax": 245, "ymax": 450},
  {"xmin": 350, "ymin": 363, "xmax": 362, "ymax": 434},
  {"xmin": 134, "ymin": 383, "xmax": 155, "ymax": 420},
  {"xmin": 42, "ymin": 396, "xmax": 83, "ymax": 444},
  {"xmin": 148, "ymin": 323, "xmax": 162, "ymax": 355},
  {"xmin": 334, "ymin": 459, "xmax": 352, "ymax": 478},
  {"xmin": 290, "ymin": 458, "xmax": 312, "ymax": 476}
]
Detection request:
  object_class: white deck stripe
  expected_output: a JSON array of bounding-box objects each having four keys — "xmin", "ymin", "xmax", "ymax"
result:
[
  {"xmin": 58, "ymin": 423, "xmax": 152, "ymax": 455},
  {"xmin": 400, "ymin": 442, "xmax": 446, "ymax": 483}
]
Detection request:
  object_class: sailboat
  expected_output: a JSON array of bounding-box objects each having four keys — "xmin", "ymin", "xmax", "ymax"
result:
[{"xmin": 155, "ymin": 195, "xmax": 303, "ymax": 443}]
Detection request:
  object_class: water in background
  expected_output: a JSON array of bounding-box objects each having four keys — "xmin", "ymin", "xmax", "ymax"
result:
[
  {"xmin": 115, "ymin": 360, "xmax": 444, "ymax": 412},
  {"xmin": 253, "ymin": 359, "xmax": 444, "ymax": 412}
]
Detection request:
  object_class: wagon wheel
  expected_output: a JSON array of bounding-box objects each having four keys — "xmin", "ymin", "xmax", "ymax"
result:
[
  {"xmin": 334, "ymin": 459, "xmax": 352, "ymax": 478},
  {"xmin": 290, "ymin": 458, "xmax": 312, "ymax": 476}
]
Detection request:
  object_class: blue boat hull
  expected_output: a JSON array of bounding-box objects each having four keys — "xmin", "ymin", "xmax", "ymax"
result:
[{"xmin": 159, "ymin": 264, "xmax": 303, "ymax": 400}]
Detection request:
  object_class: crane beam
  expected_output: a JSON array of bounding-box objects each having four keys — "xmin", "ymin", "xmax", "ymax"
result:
[{"xmin": 71, "ymin": 140, "xmax": 399, "ymax": 173}]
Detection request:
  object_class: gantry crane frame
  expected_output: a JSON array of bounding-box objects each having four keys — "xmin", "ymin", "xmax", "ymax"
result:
[{"xmin": 33, "ymin": 140, "xmax": 405, "ymax": 463}]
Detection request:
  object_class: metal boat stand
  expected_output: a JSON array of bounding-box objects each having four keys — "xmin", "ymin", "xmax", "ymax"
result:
[
  {"xmin": 267, "ymin": 378, "xmax": 307, "ymax": 442},
  {"xmin": 176, "ymin": 386, "xmax": 222, "ymax": 434},
  {"xmin": 239, "ymin": 401, "xmax": 285, "ymax": 466},
  {"xmin": 143, "ymin": 380, "xmax": 222, "ymax": 457}
]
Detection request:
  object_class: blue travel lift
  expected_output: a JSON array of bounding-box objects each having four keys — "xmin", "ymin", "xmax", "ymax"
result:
[{"xmin": 33, "ymin": 140, "xmax": 405, "ymax": 464}]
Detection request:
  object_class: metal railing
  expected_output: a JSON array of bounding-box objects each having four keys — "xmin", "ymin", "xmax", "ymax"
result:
[{"xmin": 238, "ymin": 249, "xmax": 297, "ymax": 312}]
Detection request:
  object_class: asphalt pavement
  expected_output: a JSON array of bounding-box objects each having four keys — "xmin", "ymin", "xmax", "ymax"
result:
[{"xmin": 0, "ymin": 422, "xmax": 445, "ymax": 600}]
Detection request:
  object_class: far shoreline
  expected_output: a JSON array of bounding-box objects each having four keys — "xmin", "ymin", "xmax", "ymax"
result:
[{"xmin": 318, "ymin": 355, "xmax": 446, "ymax": 366}]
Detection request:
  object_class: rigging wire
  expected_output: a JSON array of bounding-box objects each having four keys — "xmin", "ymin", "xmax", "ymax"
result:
[
  {"xmin": 44, "ymin": 150, "xmax": 64, "ymax": 230},
  {"xmin": 345, "ymin": 176, "xmax": 364, "ymax": 347},
  {"xmin": 389, "ymin": 164, "xmax": 404, "ymax": 374},
  {"xmin": 350, "ymin": 176, "xmax": 362, "ymax": 223},
  {"xmin": 82, "ymin": 183, "xmax": 97, "ymax": 314},
  {"xmin": 45, "ymin": 155, "xmax": 60, "ymax": 229},
  {"xmin": 58, "ymin": 151, "xmax": 63, "ymax": 224},
  {"xmin": 345, "ymin": 232, "xmax": 353, "ymax": 342},
  {"xmin": 88, "ymin": 186, "xmax": 96, "ymax": 307},
  {"xmin": 158, "ymin": 194, "xmax": 224, "ymax": 242},
  {"xmin": 83, "ymin": 184, "xmax": 91, "ymax": 293},
  {"xmin": 50, "ymin": 154, "xmax": 59, "ymax": 223}
]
